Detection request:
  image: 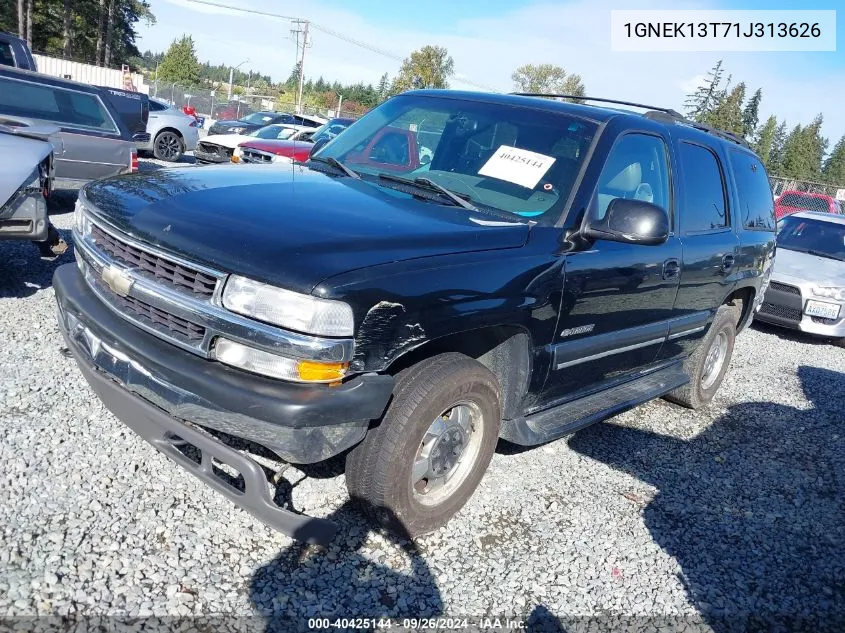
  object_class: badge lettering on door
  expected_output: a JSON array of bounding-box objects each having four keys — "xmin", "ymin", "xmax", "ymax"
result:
[
  {"xmin": 102, "ymin": 265, "xmax": 134, "ymax": 297},
  {"xmin": 561, "ymin": 324, "xmax": 595, "ymax": 338}
]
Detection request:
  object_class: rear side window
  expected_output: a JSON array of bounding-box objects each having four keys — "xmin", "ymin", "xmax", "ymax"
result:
[
  {"xmin": 0, "ymin": 77, "xmax": 116, "ymax": 132},
  {"xmin": 149, "ymin": 100, "xmax": 167, "ymax": 112},
  {"xmin": 729, "ymin": 150, "xmax": 775, "ymax": 231},
  {"xmin": 678, "ymin": 142, "xmax": 728, "ymax": 232},
  {"xmin": 0, "ymin": 42, "xmax": 15, "ymax": 67}
]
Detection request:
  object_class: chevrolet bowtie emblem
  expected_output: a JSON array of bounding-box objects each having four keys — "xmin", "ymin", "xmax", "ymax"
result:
[{"xmin": 102, "ymin": 265, "xmax": 134, "ymax": 297}]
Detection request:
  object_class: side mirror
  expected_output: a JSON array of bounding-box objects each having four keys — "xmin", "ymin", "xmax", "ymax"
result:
[
  {"xmin": 309, "ymin": 136, "xmax": 330, "ymax": 159},
  {"xmin": 583, "ymin": 197, "xmax": 669, "ymax": 246}
]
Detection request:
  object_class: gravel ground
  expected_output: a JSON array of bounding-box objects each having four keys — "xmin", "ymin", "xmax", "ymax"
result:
[{"xmin": 1, "ymin": 171, "xmax": 843, "ymax": 631}]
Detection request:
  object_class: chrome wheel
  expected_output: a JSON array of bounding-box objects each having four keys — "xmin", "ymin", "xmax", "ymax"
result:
[
  {"xmin": 155, "ymin": 131, "xmax": 182, "ymax": 161},
  {"xmin": 701, "ymin": 330, "xmax": 728, "ymax": 389},
  {"xmin": 411, "ymin": 402, "xmax": 483, "ymax": 506}
]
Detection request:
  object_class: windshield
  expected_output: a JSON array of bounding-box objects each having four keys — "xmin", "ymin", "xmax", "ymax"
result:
[
  {"xmin": 314, "ymin": 94, "xmax": 598, "ymax": 222},
  {"xmin": 777, "ymin": 215, "xmax": 845, "ymax": 261},
  {"xmin": 241, "ymin": 112, "xmax": 276, "ymax": 124},
  {"xmin": 251, "ymin": 125, "xmax": 297, "ymax": 140},
  {"xmin": 313, "ymin": 121, "xmax": 351, "ymax": 144}
]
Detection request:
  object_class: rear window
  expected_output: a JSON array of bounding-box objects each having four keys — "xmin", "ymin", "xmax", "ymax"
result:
[
  {"xmin": 0, "ymin": 42, "xmax": 14, "ymax": 67},
  {"xmin": 678, "ymin": 142, "xmax": 729, "ymax": 232},
  {"xmin": 729, "ymin": 150, "xmax": 776, "ymax": 231},
  {"xmin": 777, "ymin": 215, "xmax": 845, "ymax": 262},
  {"xmin": 0, "ymin": 76, "xmax": 116, "ymax": 132}
]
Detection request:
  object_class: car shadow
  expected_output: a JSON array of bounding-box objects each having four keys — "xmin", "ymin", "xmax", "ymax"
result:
[
  {"xmin": 568, "ymin": 365, "xmax": 845, "ymax": 632},
  {"xmin": 249, "ymin": 498, "xmax": 443, "ymax": 631},
  {"xmin": 0, "ymin": 226, "xmax": 74, "ymax": 299},
  {"xmin": 750, "ymin": 319, "xmax": 836, "ymax": 347}
]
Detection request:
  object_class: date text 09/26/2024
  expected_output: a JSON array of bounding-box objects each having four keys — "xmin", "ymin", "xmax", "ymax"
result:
[{"xmin": 307, "ymin": 617, "xmax": 528, "ymax": 630}]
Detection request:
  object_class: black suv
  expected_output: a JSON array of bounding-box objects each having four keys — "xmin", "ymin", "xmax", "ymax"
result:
[{"xmin": 54, "ymin": 90, "xmax": 776, "ymax": 544}]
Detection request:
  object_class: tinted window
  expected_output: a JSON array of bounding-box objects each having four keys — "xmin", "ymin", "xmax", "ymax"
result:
[
  {"xmin": 729, "ymin": 150, "xmax": 775, "ymax": 231},
  {"xmin": 678, "ymin": 143, "xmax": 728, "ymax": 232},
  {"xmin": 242, "ymin": 112, "xmax": 277, "ymax": 124},
  {"xmin": 149, "ymin": 100, "xmax": 167, "ymax": 112},
  {"xmin": 777, "ymin": 215, "xmax": 845, "ymax": 262},
  {"xmin": 593, "ymin": 133, "xmax": 671, "ymax": 221},
  {"xmin": 0, "ymin": 77, "xmax": 60, "ymax": 115},
  {"xmin": 0, "ymin": 42, "xmax": 14, "ymax": 67}
]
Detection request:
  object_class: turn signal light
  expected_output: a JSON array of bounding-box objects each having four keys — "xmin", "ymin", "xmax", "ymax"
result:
[{"xmin": 297, "ymin": 360, "xmax": 349, "ymax": 382}]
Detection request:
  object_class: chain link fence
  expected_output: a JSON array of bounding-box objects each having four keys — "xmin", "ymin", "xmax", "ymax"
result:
[
  {"xmin": 150, "ymin": 82, "xmax": 362, "ymax": 126},
  {"xmin": 770, "ymin": 176, "xmax": 845, "ymax": 214}
]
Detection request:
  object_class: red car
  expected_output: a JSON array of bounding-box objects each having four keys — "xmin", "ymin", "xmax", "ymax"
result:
[
  {"xmin": 235, "ymin": 138, "xmax": 313, "ymax": 164},
  {"xmin": 775, "ymin": 190, "xmax": 842, "ymax": 219}
]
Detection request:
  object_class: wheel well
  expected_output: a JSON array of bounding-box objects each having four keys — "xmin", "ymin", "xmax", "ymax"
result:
[
  {"xmin": 385, "ymin": 326, "xmax": 531, "ymax": 419},
  {"xmin": 724, "ymin": 286, "xmax": 755, "ymax": 330},
  {"xmin": 156, "ymin": 127, "xmax": 184, "ymax": 140}
]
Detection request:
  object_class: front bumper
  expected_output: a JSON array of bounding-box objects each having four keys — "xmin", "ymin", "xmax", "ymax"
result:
[
  {"xmin": 0, "ymin": 189, "xmax": 49, "ymax": 241},
  {"xmin": 53, "ymin": 263, "xmax": 394, "ymax": 542},
  {"xmin": 755, "ymin": 277, "xmax": 845, "ymax": 338},
  {"xmin": 193, "ymin": 147, "xmax": 232, "ymax": 164}
]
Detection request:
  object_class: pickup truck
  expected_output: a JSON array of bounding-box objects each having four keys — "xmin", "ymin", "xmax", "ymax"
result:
[{"xmin": 54, "ymin": 90, "xmax": 777, "ymax": 544}]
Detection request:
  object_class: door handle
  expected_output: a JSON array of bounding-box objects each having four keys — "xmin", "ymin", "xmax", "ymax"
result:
[
  {"xmin": 662, "ymin": 258, "xmax": 680, "ymax": 280},
  {"xmin": 721, "ymin": 254, "xmax": 735, "ymax": 272}
]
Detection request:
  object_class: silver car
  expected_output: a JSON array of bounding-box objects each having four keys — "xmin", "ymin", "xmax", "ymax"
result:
[
  {"xmin": 756, "ymin": 211, "xmax": 845, "ymax": 345},
  {"xmin": 139, "ymin": 98, "xmax": 200, "ymax": 162}
]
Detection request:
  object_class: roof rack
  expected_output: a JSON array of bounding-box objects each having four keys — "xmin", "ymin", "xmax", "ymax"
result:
[{"xmin": 509, "ymin": 92, "xmax": 750, "ymax": 149}]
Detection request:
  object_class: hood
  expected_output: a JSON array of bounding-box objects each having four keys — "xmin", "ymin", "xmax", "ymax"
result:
[
  {"xmin": 239, "ymin": 139, "xmax": 309, "ymax": 155},
  {"xmin": 0, "ymin": 131, "xmax": 53, "ymax": 205},
  {"xmin": 81, "ymin": 165, "xmax": 531, "ymax": 293},
  {"xmin": 774, "ymin": 247, "xmax": 845, "ymax": 286},
  {"xmin": 201, "ymin": 133, "xmax": 253, "ymax": 149},
  {"xmin": 210, "ymin": 119, "xmax": 260, "ymax": 133}
]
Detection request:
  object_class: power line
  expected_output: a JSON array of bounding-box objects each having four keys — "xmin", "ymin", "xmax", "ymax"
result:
[{"xmin": 175, "ymin": 0, "xmax": 499, "ymax": 92}]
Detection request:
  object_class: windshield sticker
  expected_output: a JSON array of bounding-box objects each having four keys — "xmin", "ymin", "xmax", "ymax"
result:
[{"xmin": 478, "ymin": 146, "xmax": 556, "ymax": 189}]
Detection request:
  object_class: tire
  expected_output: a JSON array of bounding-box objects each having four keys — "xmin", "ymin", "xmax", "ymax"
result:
[
  {"xmin": 345, "ymin": 352, "xmax": 501, "ymax": 538},
  {"xmin": 664, "ymin": 304, "xmax": 739, "ymax": 409},
  {"xmin": 153, "ymin": 130, "xmax": 184, "ymax": 161}
]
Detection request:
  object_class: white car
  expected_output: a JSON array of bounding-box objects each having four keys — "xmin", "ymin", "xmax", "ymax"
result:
[
  {"xmin": 138, "ymin": 98, "xmax": 200, "ymax": 162},
  {"xmin": 195, "ymin": 124, "xmax": 314, "ymax": 164}
]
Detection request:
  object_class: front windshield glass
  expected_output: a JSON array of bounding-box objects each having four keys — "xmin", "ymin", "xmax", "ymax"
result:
[
  {"xmin": 315, "ymin": 94, "xmax": 598, "ymax": 222},
  {"xmin": 777, "ymin": 215, "xmax": 845, "ymax": 261},
  {"xmin": 241, "ymin": 112, "xmax": 275, "ymax": 124},
  {"xmin": 251, "ymin": 125, "xmax": 297, "ymax": 140}
]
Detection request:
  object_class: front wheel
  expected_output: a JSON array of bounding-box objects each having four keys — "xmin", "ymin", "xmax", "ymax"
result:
[
  {"xmin": 345, "ymin": 353, "xmax": 501, "ymax": 537},
  {"xmin": 153, "ymin": 130, "xmax": 184, "ymax": 161},
  {"xmin": 665, "ymin": 304, "xmax": 738, "ymax": 409}
]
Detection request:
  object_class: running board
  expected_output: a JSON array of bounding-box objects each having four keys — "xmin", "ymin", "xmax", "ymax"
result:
[{"xmin": 500, "ymin": 363, "xmax": 689, "ymax": 446}]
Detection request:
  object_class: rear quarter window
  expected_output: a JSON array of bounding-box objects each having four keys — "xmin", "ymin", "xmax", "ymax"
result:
[
  {"xmin": 729, "ymin": 150, "xmax": 776, "ymax": 231},
  {"xmin": 677, "ymin": 142, "xmax": 729, "ymax": 233},
  {"xmin": 0, "ymin": 42, "xmax": 15, "ymax": 67},
  {"xmin": 0, "ymin": 77, "xmax": 117, "ymax": 132}
]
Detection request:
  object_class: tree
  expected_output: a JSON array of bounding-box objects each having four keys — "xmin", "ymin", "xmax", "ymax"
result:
[
  {"xmin": 684, "ymin": 60, "xmax": 725, "ymax": 121},
  {"xmin": 822, "ymin": 135, "xmax": 845, "ymax": 186},
  {"xmin": 753, "ymin": 115, "xmax": 778, "ymax": 169},
  {"xmin": 780, "ymin": 115, "xmax": 828, "ymax": 181},
  {"xmin": 156, "ymin": 35, "xmax": 201, "ymax": 86},
  {"xmin": 511, "ymin": 63, "xmax": 585, "ymax": 98},
  {"xmin": 286, "ymin": 61, "xmax": 302, "ymax": 90},
  {"xmin": 703, "ymin": 81, "xmax": 745, "ymax": 135},
  {"xmin": 376, "ymin": 72, "xmax": 389, "ymax": 102},
  {"xmin": 769, "ymin": 121, "xmax": 788, "ymax": 174},
  {"xmin": 741, "ymin": 88, "xmax": 762, "ymax": 139},
  {"xmin": 389, "ymin": 45, "xmax": 454, "ymax": 95}
]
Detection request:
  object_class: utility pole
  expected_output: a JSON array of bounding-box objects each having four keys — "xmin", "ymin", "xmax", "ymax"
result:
[{"xmin": 290, "ymin": 19, "xmax": 309, "ymax": 113}]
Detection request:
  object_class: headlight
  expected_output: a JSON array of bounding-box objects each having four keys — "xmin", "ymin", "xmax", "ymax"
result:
[
  {"xmin": 73, "ymin": 199, "xmax": 90, "ymax": 236},
  {"xmin": 271, "ymin": 154, "xmax": 293, "ymax": 164},
  {"xmin": 233, "ymin": 146, "xmax": 244, "ymax": 158},
  {"xmin": 230, "ymin": 126, "xmax": 245, "ymax": 133},
  {"xmin": 812, "ymin": 286, "xmax": 845, "ymax": 301},
  {"xmin": 222, "ymin": 275, "xmax": 354, "ymax": 336},
  {"xmin": 212, "ymin": 337, "xmax": 348, "ymax": 383}
]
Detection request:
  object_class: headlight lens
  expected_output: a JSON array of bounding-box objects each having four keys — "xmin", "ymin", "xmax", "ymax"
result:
[
  {"xmin": 222, "ymin": 275, "xmax": 354, "ymax": 336},
  {"xmin": 233, "ymin": 146, "xmax": 244, "ymax": 158},
  {"xmin": 212, "ymin": 337, "xmax": 348, "ymax": 382},
  {"xmin": 73, "ymin": 198, "xmax": 89, "ymax": 236},
  {"xmin": 812, "ymin": 286, "xmax": 845, "ymax": 301}
]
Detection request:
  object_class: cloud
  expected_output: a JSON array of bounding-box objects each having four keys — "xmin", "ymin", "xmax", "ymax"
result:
[
  {"xmin": 678, "ymin": 74, "xmax": 706, "ymax": 94},
  {"xmin": 141, "ymin": 0, "xmax": 845, "ymax": 144}
]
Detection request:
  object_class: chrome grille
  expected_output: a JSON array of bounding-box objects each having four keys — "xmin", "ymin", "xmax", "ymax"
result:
[
  {"xmin": 242, "ymin": 149, "xmax": 273, "ymax": 164},
  {"xmin": 769, "ymin": 281, "xmax": 801, "ymax": 296},
  {"xmin": 112, "ymin": 288, "xmax": 205, "ymax": 342},
  {"xmin": 91, "ymin": 225, "xmax": 217, "ymax": 298}
]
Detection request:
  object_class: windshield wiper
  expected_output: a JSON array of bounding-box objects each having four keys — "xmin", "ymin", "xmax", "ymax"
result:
[
  {"xmin": 377, "ymin": 172, "xmax": 477, "ymax": 211},
  {"xmin": 309, "ymin": 155, "xmax": 359, "ymax": 179}
]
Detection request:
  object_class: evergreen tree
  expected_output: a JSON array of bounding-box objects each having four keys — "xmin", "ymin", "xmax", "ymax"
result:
[
  {"xmin": 780, "ymin": 115, "xmax": 828, "ymax": 181},
  {"xmin": 703, "ymin": 81, "xmax": 745, "ymax": 135},
  {"xmin": 741, "ymin": 88, "xmax": 762, "ymax": 139},
  {"xmin": 684, "ymin": 60, "xmax": 724, "ymax": 121},
  {"xmin": 822, "ymin": 135, "xmax": 845, "ymax": 186},
  {"xmin": 285, "ymin": 61, "xmax": 302, "ymax": 90},
  {"xmin": 769, "ymin": 121, "xmax": 788, "ymax": 174},
  {"xmin": 753, "ymin": 115, "xmax": 778, "ymax": 168},
  {"xmin": 156, "ymin": 34, "xmax": 201, "ymax": 86},
  {"xmin": 376, "ymin": 72, "xmax": 389, "ymax": 101}
]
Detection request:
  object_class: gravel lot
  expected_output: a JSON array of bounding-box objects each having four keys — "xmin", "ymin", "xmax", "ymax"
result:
[{"xmin": 1, "ymin": 165, "xmax": 843, "ymax": 631}]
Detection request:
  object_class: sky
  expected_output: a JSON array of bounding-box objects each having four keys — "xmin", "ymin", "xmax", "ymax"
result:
[{"xmin": 136, "ymin": 0, "xmax": 845, "ymax": 146}]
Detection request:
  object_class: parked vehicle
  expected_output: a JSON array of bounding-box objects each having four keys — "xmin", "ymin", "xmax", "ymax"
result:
[
  {"xmin": 207, "ymin": 111, "xmax": 325, "ymax": 136},
  {"xmin": 0, "ymin": 66, "xmax": 149, "ymax": 186},
  {"xmin": 54, "ymin": 90, "xmax": 775, "ymax": 544},
  {"xmin": 775, "ymin": 190, "xmax": 841, "ymax": 219},
  {"xmin": 755, "ymin": 211, "xmax": 845, "ymax": 345},
  {"xmin": 195, "ymin": 123, "xmax": 311, "ymax": 164},
  {"xmin": 0, "ymin": 119, "xmax": 67, "ymax": 256},
  {"xmin": 0, "ymin": 31, "xmax": 37, "ymax": 71},
  {"xmin": 232, "ymin": 118, "xmax": 355, "ymax": 164},
  {"xmin": 137, "ymin": 97, "xmax": 200, "ymax": 162}
]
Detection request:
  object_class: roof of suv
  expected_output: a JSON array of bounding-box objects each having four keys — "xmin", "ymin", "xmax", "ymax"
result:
[{"xmin": 404, "ymin": 89, "xmax": 754, "ymax": 154}]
